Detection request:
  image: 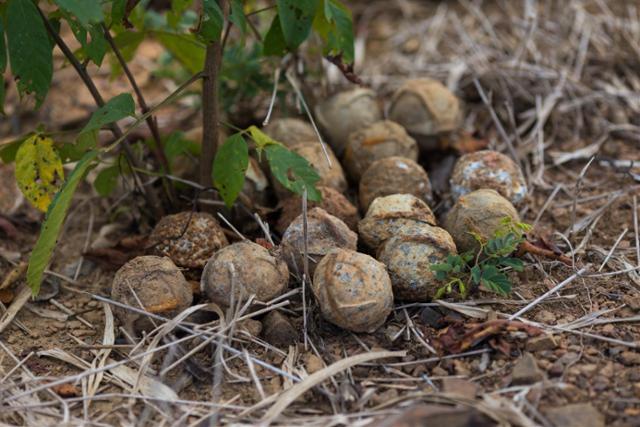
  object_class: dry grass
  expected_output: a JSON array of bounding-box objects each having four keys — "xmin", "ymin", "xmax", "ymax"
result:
[{"xmin": 2, "ymin": 0, "xmax": 640, "ymax": 425}]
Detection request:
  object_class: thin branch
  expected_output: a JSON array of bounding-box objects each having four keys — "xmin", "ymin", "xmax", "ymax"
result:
[
  {"xmin": 200, "ymin": 0, "xmax": 229, "ymax": 187},
  {"xmin": 102, "ymin": 24, "xmax": 176, "ymax": 205},
  {"xmin": 38, "ymin": 6, "xmax": 163, "ymax": 218}
]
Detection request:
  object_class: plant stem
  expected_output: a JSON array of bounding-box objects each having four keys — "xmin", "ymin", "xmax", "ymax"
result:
[
  {"xmin": 102, "ymin": 24, "xmax": 176, "ymax": 205},
  {"xmin": 200, "ymin": 0, "xmax": 228, "ymax": 187},
  {"xmin": 38, "ymin": 7, "xmax": 163, "ymax": 218}
]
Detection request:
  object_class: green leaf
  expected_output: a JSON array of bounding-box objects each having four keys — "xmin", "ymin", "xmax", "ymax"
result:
[
  {"xmin": 6, "ymin": 0, "xmax": 53, "ymax": 108},
  {"xmin": 59, "ymin": 130, "xmax": 98, "ymax": 163},
  {"xmin": 155, "ymin": 31, "xmax": 205, "ymax": 74},
  {"xmin": 164, "ymin": 131, "xmax": 201, "ymax": 160},
  {"xmin": 94, "ymin": 165, "xmax": 120, "ymax": 197},
  {"xmin": 0, "ymin": 20, "xmax": 6, "ymax": 73},
  {"xmin": 277, "ymin": 0, "xmax": 318, "ymax": 49},
  {"xmin": 313, "ymin": 0, "xmax": 354, "ymax": 63},
  {"xmin": 246, "ymin": 125, "xmax": 280, "ymax": 151},
  {"xmin": 197, "ymin": 0, "xmax": 224, "ymax": 43},
  {"xmin": 479, "ymin": 265, "xmax": 512, "ymax": 296},
  {"xmin": 81, "ymin": 93, "xmax": 135, "ymax": 134},
  {"xmin": 53, "ymin": 0, "xmax": 104, "ymax": 27},
  {"xmin": 85, "ymin": 24, "xmax": 107, "ymax": 66},
  {"xmin": 0, "ymin": 77, "xmax": 6, "ymax": 115},
  {"xmin": 168, "ymin": 0, "xmax": 193, "ymax": 28},
  {"xmin": 470, "ymin": 265, "xmax": 482, "ymax": 284},
  {"xmin": 15, "ymin": 135, "xmax": 65, "ymax": 212},
  {"xmin": 0, "ymin": 21, "xmax": 5, "ymax": 114},
  {"xmin": 499, "ymin": 257, "xmax": 524, "ymax": 272},
  {"xmin": 28, "ymin": 151, "xmax": 99, "ymax": 296},
  {"xmin": 430, "ymin": 263, "xmax": 452, "ymax": 273},
  {"xmin": 212, "ymin": 133, "xmax": 249, "ymax": 208},
  {"xmin": 229, "ymin": 0, "xmax": 247, "ymax": 36},
  {"xmin": 265, "ymin": 144, "xmax": 321, "ymax": 201},
  {"xmin": 110, "ymin": 0, "xmax": 126, "ymax": 26},
  {"xmin": 262, "ymin": 16, "xmax": 287, "ymax": 56},
  {"xmin": 0, "ymin": 136, "xmax": 28, "ymax": 164},
  {"xmin": 108, "ymin": 30, "xmax": 144, "ymax": 77}
]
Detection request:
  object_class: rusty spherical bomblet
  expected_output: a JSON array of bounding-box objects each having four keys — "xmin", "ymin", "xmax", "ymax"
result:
[
  {"xmin": 315, "ymin": 88, "xmax": 383, "ymax": 156},
  {"xmin": 359, "ymin": 157, "xmax": 433, "ymax": 212},
  {"xmin": 111, "ymin": 256, "xmax": 193, "ymax": 333},
  {"xmin": 450, "ymin": 150, "xmax": 528, "ymax": 205},
  {"xmin": 281, "ymin": 207, "xmax": 357, "ymax": 276},
  {"xmin": 201, "ymin": 241, "xmax": 289, "ymax": 307},
  {"xmin": 276, "ymin": 186, "xmax": 359, "ymax": 234},
  {"xmin": 444, "ymin": 189, "xmax": 520, "ymax": 254},
  {"xmin": 147, "ymin": 211, "xmax": 228, "ymax": 269},
  {"xmin": 312, "ymin": 248, "xmax": 394, "ymax": 333},
  {"xmin": 263, "ymin": 118, "xmax": 317, "ymax": 148},
  {"xmin": 388, "ymin": 78, "xmax": 461, "ymax": 150},
  {"xmin": 343, "ymin": 120, "xmax": 419, "ymax": 181},
  {"xmin": 377, "ymin": 223, "xmax": 457, "ymax": 301},
  {"xmin": 358, "ymin": 194, "xmax": 436, "ymax": 250}
]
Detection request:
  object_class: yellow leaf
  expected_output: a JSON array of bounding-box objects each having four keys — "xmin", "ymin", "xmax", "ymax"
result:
[
  {"xmin": 247, "ymin": 125, "xmax": 281, "ymax": 150},
  {"xmin": 15, "ymin": 135, "xmax": 64, "ymax": 212}
]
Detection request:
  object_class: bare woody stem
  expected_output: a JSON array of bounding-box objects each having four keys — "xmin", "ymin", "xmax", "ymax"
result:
[
  {"xmin": 102, "ymin": 24, "xmax": 176, "ymax": 204},
  {"xmin": 37, "ymin": 7, "xmax": 164, "ymax": 218},
  {"xmin": 200, "ymin": 0, "xmax": 228, "ymax": 188}
]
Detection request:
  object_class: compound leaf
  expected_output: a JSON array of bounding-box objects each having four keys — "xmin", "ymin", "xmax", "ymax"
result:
[{"xmin": 479, "ymin": 265, "xmax": 512, "ymax": 296}]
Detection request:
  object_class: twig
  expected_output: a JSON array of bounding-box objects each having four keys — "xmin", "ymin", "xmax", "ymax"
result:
[
  {"xmin": 517, "ymin": 240, "xmax": 573, "ymax": 265},
  {"xmin": 285, "ymin": 70, "xmax": 332, "ymax": 167},
  {"xmin": 200, "ymin": 0, "xmax": 229, "ymax": 187},
  {"xmin": 508, "ymin": 268, "xmax": 587, "ymax": 320},
  {"xmin": 262, "ymin": 67, "xmax": 282, "ymax": 126},
  {"xmin": 325, "ymin": 54, "xmax": 364, "ymax": 85},
  {"xmin": 102, "ymin": 24, "xmax": 176, "ymax": 204},
  {"xmin": 302, "ymin": 188, "xmax": 309, "ymax": 351},
  {"xmin": 260, "ymin": 350, "xmax": 406, "ymax": 425},
  {"xmin": 37, "ymin": 6, "xmax": 163, "ymax": 218},
  {"xmin": 634, "ymin": 196, "xmax": 640, "ymax": 267}
]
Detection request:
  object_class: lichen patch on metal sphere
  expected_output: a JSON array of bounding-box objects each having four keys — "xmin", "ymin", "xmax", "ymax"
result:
[
  {"xmin": 377, "ymin": 223, "xmax": 457, "ymax": 301},
  {"xmin": 450, "ymin": 150, "xmax": 527, "ymax": 204}
]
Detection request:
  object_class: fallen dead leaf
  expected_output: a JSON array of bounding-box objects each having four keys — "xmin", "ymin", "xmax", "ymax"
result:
[{"xmin": 436, "ymin": 319, "xmax": 543, "ymax": 354}]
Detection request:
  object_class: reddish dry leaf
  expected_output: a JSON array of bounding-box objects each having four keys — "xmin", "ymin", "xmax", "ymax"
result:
[
  {"xmin": 0, "ymin": 288, "xmax": 14, "ymax": 304},
  {"xmin": 255, "ymin": 238, "xmax": 274, "ymax": 250},
  {"xmin": 449, "ymin": 132, "xmax": 489, "ymax": 154},
  {"xmin": 437, "ymin": 319, "xmax": 543, "ymax": 354},
  {"xmin": 51, "ymin": 383, "xmax": 79, "ymax": 397}
]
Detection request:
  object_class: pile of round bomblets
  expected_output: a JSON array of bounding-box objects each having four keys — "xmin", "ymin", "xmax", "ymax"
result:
[{"xmin": 111, "ymin": 78, "xmax": 528, "ymax": 335}]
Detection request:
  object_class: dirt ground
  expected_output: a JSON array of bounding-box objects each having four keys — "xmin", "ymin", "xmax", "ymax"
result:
[{"xmin": 1, "ymin": 1, "xmax": 640, "ymax": 426}]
